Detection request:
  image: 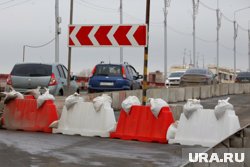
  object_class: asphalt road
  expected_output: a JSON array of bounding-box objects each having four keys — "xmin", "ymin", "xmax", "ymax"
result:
[{"xmin": 0, "ymin": 94, "xmax": 249, "ymax": 167}]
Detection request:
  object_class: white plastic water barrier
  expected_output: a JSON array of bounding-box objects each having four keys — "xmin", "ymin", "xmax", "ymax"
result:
[
  {"xmin": 52, "ymin": 101, "xmax": 116, "ymax": 137},
  {"xmin": 168, "ymin": 99, "xmax": 240, "ymax": 147}
]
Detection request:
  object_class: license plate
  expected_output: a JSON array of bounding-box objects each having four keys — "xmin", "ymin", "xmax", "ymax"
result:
[{"xmin": 100, "ymin": 82, "xmax": 114, "ymax": 86}]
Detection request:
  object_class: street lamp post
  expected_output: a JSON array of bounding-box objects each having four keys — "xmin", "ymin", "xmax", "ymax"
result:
[
  {"xmin": 234, "ymin": 6, "xmax": 250, "ymax": 78},
  {"xmin": 192, "ymin": 0, "xmax": 199, "ymax": 68},
  {"xmin": 216, "ymin": 0, "xmax": 222, "ymax": 81},
  {"xmin": 163, "ymin": 0, "xmax": 171, "ymax": 80}
]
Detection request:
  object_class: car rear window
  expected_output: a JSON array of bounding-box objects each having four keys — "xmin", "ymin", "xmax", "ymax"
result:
[
  {"xmin": 185, "ymin": 69, "xmax": 207, "ymax": 75},
  {"xmin": 11, "ymin": 64, "xmax": 52, "ymax": 77},
  {"xmin": 169, "ymin": 72, "xmax": 184, "ymax": 77},
  {"xmin": 94, "ymin": 65, "xmax": 122, "ymax": 76},
  {"xmin": 237, "ymin": 72, "xmax": 250, "ymax": 77}
]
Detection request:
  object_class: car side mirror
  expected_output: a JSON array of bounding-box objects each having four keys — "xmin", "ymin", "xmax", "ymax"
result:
[
  {"xmin": 70, "ymin": 75, "xmax": 77, "ymax": 81},
  {"xmin": 138, "ymin": 75, "xmax": 143, "ymax": 79}
]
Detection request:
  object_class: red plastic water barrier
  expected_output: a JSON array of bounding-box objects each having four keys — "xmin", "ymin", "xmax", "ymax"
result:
[
  {"xmin": 3, "ymin": 97, "xmax": 58, "ymax": 133},
  {"xmin": 110, "ymin": 106, "xmax": 174, "ymax": 143}
]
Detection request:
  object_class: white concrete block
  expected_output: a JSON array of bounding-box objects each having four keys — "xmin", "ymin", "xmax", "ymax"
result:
[
  {"xmin": 192, "ymin": 87, "xmax": 200, "ymax": 99},
  {"xmin": 185, "ymin": 87, "xmax": 193, "ymax": 101},
  {"xmin": 200, "ymin": 86, "xmax": 211, "ymax": 99}
]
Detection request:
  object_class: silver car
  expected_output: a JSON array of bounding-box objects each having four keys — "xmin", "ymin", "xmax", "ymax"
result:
[
  {"xmin": 165, "ymin": 71, "xmax": 185, "ymax": 87},
  {"xmin": 6, "ymin": 63, "xmax": 79, "ymax": 96}
]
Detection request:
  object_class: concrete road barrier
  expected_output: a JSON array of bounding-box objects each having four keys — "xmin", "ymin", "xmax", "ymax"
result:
[
  {"xmin": 219, "ymin": 83, "xmax": 229, "ymax": 96},
  {"xmin": 211, "ymin": 84, "xmax": 220, "ymax": 96},
  {"xmin": 169, "ymin": 104, "xmax": 183, "ymax": 121},
  {"xmin": 54, "ymin": 83, "xmax": 250, "ymax": 113},
  {"xmin": 243, "ymin": 83, "xmax": 250, "ymax": 94},
  {"xmin": 228, "ymin": 83, "xmax": 235, "ymax": 95},
  {"xmin": 112, "ymin": 91, "xmax": 126, "ymax": 110},
  {"xmin": 200, "ymin": 86, "xmax": 211, "ymax": 99},
  {"xmin": 234, "ymin": 83, "xmax": 244, "ymax": 94},
  {"xmin": 184, "ymin": 87, "xmax": 193, "ymax": 101},
  {"xmin": 168, "ymin": 88, "xmax": 177, "ymax": 103},
  {"xmin": 175, "ymin": 87, "xmax": 185, "ymax": 102},
  {"xmin": 192, "ymin": 87, "xmax": 200, "ymax": 99}
]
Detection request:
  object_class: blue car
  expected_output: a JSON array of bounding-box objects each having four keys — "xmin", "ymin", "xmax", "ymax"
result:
[{"xmin": 88, "ymin": 63, "xmax": 143, "ymax": 93}]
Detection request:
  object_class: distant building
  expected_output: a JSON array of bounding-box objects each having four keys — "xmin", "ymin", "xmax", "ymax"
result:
[
  {"xmin": 148, "ymin": 71, "xmax": 164, "ymax": 83},
  {"xmin": 0, "ymin": 74, "xmax": 8, "ymax": 92}
]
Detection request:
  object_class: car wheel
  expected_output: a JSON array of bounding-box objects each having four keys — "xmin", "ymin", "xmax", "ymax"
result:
[
  {"xmin": 59, "ymin": 89, "xmax": 64, "ymax": 96},
  {"xmin": 88, "ymin": 89, "xmax": 93, "ymax": 94}
]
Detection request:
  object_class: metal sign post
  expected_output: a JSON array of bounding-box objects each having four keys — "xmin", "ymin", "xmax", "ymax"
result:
[
  {"xmin": 142, "ymin": 0, "xmax": 150, "ymax": 105},
  {"xmin": 67, "ymin": 0, "xmax": 148, "ymax": 101},
  {"xmin": 67, "ymin": 0, "xmax": 74, "ymax": 95}
]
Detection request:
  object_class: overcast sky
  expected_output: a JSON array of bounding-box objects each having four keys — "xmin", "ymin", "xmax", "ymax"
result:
[{"xmin": 0, "ymin": 0, "xmax": 250, "ymax": 74}]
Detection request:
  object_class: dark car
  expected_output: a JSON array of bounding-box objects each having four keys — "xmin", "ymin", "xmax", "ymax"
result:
[
  {"xmin": 180, "ymin": 68, "xmax": 217, "ymax": 86},
  {"xmin": 88, "ymin": 63, "xmax": 143, "ymax": 93},
  {"xmin": 235, "ymin": 72, "xmax": 250, "ymax": 83}
]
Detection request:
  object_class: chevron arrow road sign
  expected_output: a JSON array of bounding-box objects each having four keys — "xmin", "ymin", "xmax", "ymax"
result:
[{"xmin": 68, "ymin": 24, "xmax": 147, "ymax": 47}]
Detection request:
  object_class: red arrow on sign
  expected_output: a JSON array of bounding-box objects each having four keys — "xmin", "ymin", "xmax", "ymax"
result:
[
  {"xmin": 94, "ymin": 26, "xmax": 113, "ymax": 46},
  {"xmin": 68, "ymin": 24, "xmax": 147, "ymax": 47},
  {"xmin": 114, "ymin": 26, "xmax": 132, "ymax": 45}
]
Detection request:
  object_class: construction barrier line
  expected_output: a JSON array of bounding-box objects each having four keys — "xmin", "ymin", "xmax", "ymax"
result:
[
  {"xmin": 52, "ymin": 101, "xmax": 116, "ymax": 137},
  {"xmin": 3, "ymin": 97, "xmax": 58, "ymax": 133},
  {"xmin": 110, "ymin": 106, "xmax": 174, "ymax": 143}
]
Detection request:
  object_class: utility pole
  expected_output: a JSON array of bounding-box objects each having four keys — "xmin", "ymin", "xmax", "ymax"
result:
[
  {"xmin": 196, "ymin": 52, "xmax": 199, "ymax": 68},
  {"xmin": 55, "ymin": 0, "xmax": 61, "ymax": 63},
  {"xmin": 67, "ymin": 0, "xmax": 74, "ymax": 95},
  {"xmin": 183, "ymin": 48, "xmax": 186, "ymax": 67},
  {"xmin": 233, "ymin": 7, "xmax": 250, "ymax": 77},
  {"xmin": 192, "ymin": 0, "xmax": 199, "ymax": 68},
  {"xmin": 216, "ymin": 0, "xmax": 222, "ymax": 81},
  {"xmin": 163, "ymin": 0, "xmax": 171, "ymax": 80},
  {"xmin": 248, "ymin": 21, "xmax": 250, "ymax": 71},
  {"xmin": 23, "ymin": 46, "xmax": 26, "ymax": 62},
  {"xmin": 189, "ymin": 50, "xmax": 192, "ymax": 66},
  {"xmin": 233, "ymin": 20, "xmax": 238, "ymax": 79},
  {"xmin": 202, "ymin": 55, "xmax": 205, "ymax": 68},
  {"xmin": 119, "ymin": 0, "xmax": 123, "ymax": 64},
  {"xmin": 142, "ymin": 0, "xmax": 151, "ymax": 105}
]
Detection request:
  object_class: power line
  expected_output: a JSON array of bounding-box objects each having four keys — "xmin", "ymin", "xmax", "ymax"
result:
[
  {"xmin": 167, "ymin": 24, "xmax": 192, "ymax": 36},
  {"xmin": 0, "ymin": 0, "xmax": 32, "ymax": 11},
  {"xmin": 196, "ymin": 36, "xmax": 216, "ymax": 43},
  {"xmin": 199, "ymin": 1, "xmax": 216, "ymax": 11},
  {"xmin": 219, "ymin": 42, "xmax": 233, "ymax": 51},
  {"xmin": 221, "ymin": 13, "xmax": 234, "ymax": 23},
  {"xmin": 78, "ymin": 0, "xmax": 118, "ymax": 12},
  {"xmin": 25, "ymin": 38, "xmax": 55, "ymax": 48},
  {"xmin": 238, "ymin": 24, "xmax": 248, "ymax": 32},
  {"xmin": 0, "ymin": 0, "xmax": 14, "ymax": 6}
]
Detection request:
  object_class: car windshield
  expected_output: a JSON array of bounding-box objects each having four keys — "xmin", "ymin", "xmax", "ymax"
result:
[
  {"xmin": 11, "ymin": 64, "xmax": 52, "ymax": 77},
  {"xmin": 169, "ymin": 72, "xmax": 184, "ymax": 77},
  {"xmin": 185, "ymin": 69, "xmax": 207, "ymax": 75},
  {"xmin": 94, "ymin": 65, "xmax": 122, "ymax": 76},
  {"xmin": 237, "ymin": 72, "xmax": 250, "ymax": 77}
]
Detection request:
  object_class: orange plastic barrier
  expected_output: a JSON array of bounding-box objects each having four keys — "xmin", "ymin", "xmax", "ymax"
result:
[
  {"xmin": 110, "ymin": 106, "xmax": 174, "ymax": 143},
  {"xmin": 3, "ymin": 97, "xmax": 58, "ymax": 133}
]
